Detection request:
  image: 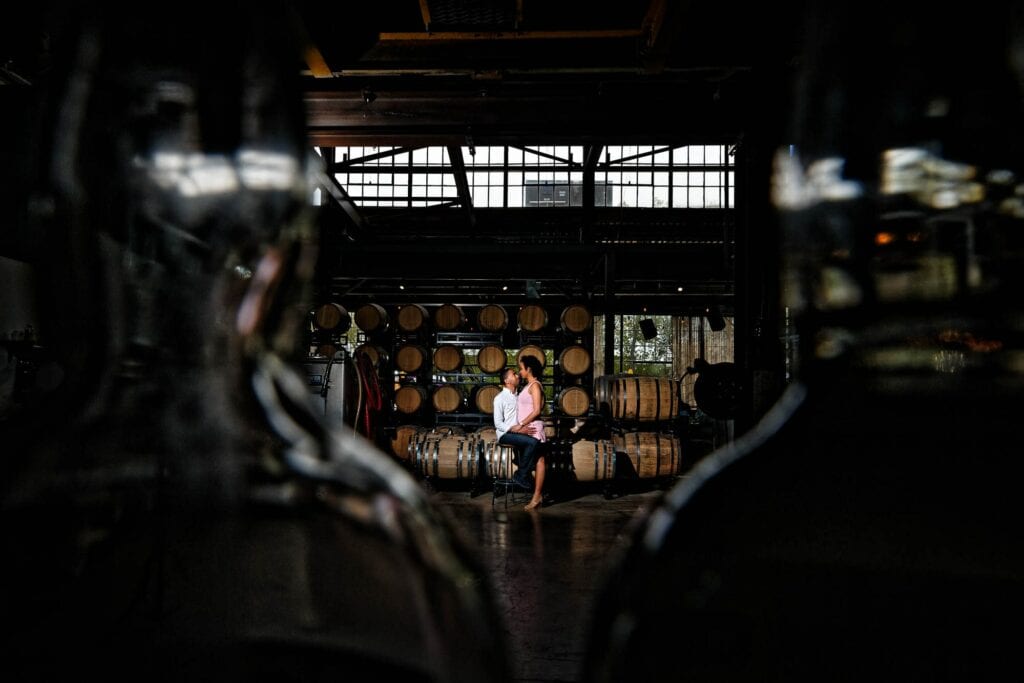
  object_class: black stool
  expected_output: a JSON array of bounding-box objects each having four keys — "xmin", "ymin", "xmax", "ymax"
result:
[{"xmin": 491, "ymin": 443, "xmax": 527, "ymax": 507}]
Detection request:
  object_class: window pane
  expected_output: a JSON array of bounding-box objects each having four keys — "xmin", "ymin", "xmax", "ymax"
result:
[
  {"xmin": 489, "ymin": 187, "xmax": 504, "ymax": 207},
  {"xmin": 673, "ymin": 187, "xmax": 688, "ymax": 207},
  {"xmin": 621, "ymin": 186, "xmax": 637, "ymax": 207},
  {"xmin": 638, "ymin": 186, "xmax": 653, "ymax": 207},
  {"xmin": 705, "ymin": 187, "xmax": 721, "ymax": 208},
  {"xmin": 688, "ymin": 187, "xmax": 704, "ymax": 207},
  {"xmin": 654, "ymin": 172, "xmax": 669, "ymax": 186},
  {"xmin": 638, "ymin": 171, "xmax": 652, "ymax": 185},
  {"xmin": 654, "ymin": 186, "xmax": 669, "ymax": 207}
]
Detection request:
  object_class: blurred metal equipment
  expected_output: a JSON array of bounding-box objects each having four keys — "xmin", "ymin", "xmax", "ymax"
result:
[
  {"xmin": 0, "ymin": 5, "xmax": 509, "ymax": 681},
  {"xmin": 583, "ymin": 2, "xmax": 1024, "ymax": 681}
]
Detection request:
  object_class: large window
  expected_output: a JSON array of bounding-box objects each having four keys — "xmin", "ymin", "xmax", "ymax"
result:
[{"xmin": 323, "ymin": 144, "xmax": 733, "ymax": 209}]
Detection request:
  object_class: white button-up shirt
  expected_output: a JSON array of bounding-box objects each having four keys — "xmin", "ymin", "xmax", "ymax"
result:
[{"xmin": 493, "ymin": 387, "xmax": 518, "ymax": 439}]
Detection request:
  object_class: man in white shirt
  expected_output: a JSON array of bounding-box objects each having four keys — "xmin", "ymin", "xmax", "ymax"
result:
[{"xmin": 493, "ymin": 367, "xmax": 540, "ymax": 490}]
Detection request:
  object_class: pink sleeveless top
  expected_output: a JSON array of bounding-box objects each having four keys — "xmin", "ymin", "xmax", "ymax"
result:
[{"xmin": 517, "ymin": 380, "xmax": 546, "ymax": 442}]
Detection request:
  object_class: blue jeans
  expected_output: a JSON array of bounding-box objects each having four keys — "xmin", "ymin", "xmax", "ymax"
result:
[{"xmin": 498, "ymin": 432, "xmax": 541, "ymax": 485}]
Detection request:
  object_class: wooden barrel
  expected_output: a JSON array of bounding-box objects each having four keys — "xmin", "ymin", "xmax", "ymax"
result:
[
  {"xmin": 558, "ymin": 345, "xmax": 592, "ymax": 376},
  {"xmin": 395, "ymin": 343, "xmax": 429, "ymax": 373},
  {"xmin": 477, "ymin": 344, "xmax": 507, "ymax": 374},
  {"xmin": 354, "ymin": 343, "xmax": 388, "ymax": 368},
  {"xmin": 477, "ymin": 304, "xmax": 508, "ymax": 332},
  {"xmin": 396, "ymin": 304, "xmax": 430, "ymax": 333},
  {"xmin": 473, "ymin": 384, "xmax": 502, "ymax": 414},
  {"xmin": 560, "ymin": 304, "xmax": 592, "ymax": 334},
  {"xmin": 516, "ymin": 344, "xmax": 547, "ymax": 369},
  {"xmin": 408, "ymin": 426, "xmax": 467, "ymax": 464},
  {"xmin": 518, "ymin": 304, "xmax": 548, "ymax": 332},
  {"xmin": 390, "ymin": 424, "xmax": 422, "ymax": 460},
  {"xmin": 432, "ymin": 384, "xmax": 465, "ymax": 413},
  {"xmin": 313, "ymin": 302, "xmax": 352, "ymax": 332},
  {"xmin": 613, "ymin": 431, "xmax": 683, "ymax": 478},
  {"xmin": 433, "ymin": 303, "xmax": 466, "ymax": 331},
  {"xmin": 314, "ymin": 343, "xmax": 338, "ymax": 358},
  {"xmin": 569, "ymin": 439, "xmax": 617, "ymax": 482},
  {"xmin": 594, "ymin": 374, "xmax": 680, "ymax": 422},
  {"xmin": 474, "ymin": 425, "xmax": 497, "ymax": 443},
  {"xmin": 354, "ymin": 303, "xmax": 389, "ymax": 335},
  {"xmin": 394, "ymin": 385, "xmax": 428, "ymax": 414},
  {"xmin": 433, "ymin": 344, "xmax": 464, "ymax": 372},
  {"xmin": 415, "ymin": 435, "xmax": 484, "ymax": 479},
  {"xmin": 405, "ymin": 427, "xmax": 432, "ymax": 463},
  {"xmin": 556, "ymin": 386, "xmax": 591, "ymax": 417},
  {"xmin": 480, "ymin": 439, "xmax": 521, "ymax": 480}
]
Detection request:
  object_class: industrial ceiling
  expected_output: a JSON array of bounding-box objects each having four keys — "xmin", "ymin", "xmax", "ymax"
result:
[{"xmin": 1, "ymin": 0, "xmax": 805, "ymax": 312}]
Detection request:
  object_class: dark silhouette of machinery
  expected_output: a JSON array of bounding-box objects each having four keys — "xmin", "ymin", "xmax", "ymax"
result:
[
  {"xmin": 583, "ymin": 3, "xmax": 1024, "ymax": 680},
  {"xmin": 0, "ymin": 5, "xmax": 509, "ymax": 681},
  {"xmin": 689, "ymin": 358, "xmax": 743, "ymax": 420}
]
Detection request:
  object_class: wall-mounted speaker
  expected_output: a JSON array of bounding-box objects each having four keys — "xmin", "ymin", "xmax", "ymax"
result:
[{"xmin": 639, "ymin": 318, "xmax": 658, "ymax": 340}]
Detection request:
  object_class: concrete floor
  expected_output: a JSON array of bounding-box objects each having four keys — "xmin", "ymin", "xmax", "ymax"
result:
[{"xmin": 430, "ymin": 479, "xmax": 676, "ymax": 683}]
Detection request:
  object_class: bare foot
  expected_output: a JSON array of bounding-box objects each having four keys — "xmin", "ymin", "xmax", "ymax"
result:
[{"xmin": 524, "ymin": 497, "xmax": 543, "ymax": 511}]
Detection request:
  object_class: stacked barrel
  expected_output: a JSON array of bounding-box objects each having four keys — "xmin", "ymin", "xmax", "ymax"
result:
[
  {"xmin": 309, "ymin": 302, "xmax": 352, "ymax": 358},
  {"xmin": 592, "ymin": 374, "xmax": 686, "ymax": 481},
  {"xmin": 343, "ymin": 302, "xmax": 595, "ymax": 484},
  {"xmin": 395, "ymin": 425, "xmax": 513, "ymax": 482}
]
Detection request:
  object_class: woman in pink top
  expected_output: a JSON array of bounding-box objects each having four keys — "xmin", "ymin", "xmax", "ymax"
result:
[{"xmin": 513, "ymin": 354, "xmax": 547, "ymax": 510}]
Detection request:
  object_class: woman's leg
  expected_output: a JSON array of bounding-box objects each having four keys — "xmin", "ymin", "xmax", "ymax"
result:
[{"xmin": 525, "ymin": 454, "xmax": 546, "ymax": 510}]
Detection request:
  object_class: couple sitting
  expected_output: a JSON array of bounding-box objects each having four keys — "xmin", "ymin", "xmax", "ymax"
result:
[{"xmin": 492, "ymin": 355, "xmax": 546, "ymax": 511}]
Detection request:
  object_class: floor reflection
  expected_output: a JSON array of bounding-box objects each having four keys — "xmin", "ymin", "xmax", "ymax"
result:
[{"xmin": 435, "ymin": 485, "xmax": 665, "ymax": 682}]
